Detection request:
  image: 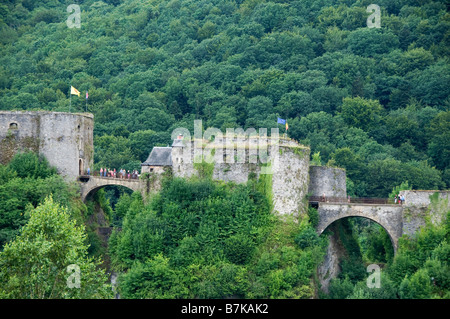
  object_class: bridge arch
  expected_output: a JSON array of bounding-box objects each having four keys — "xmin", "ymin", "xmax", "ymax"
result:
[
  {"xmin": 82, "ymin": 184, "xmax": 136, "ymax": 202},
  {"xmin": 79, "ymin": 176, "xmax": 145, "ymax": 202},
  {"xmin": 317, "ymin": 203, "xmax": 404, "ymax": 253}
]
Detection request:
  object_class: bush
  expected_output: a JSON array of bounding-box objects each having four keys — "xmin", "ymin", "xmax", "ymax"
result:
[
  {"xmin": 399, "ymin": 269, "xmax": 432, "ymax": 299},
  {"xmin": 295, "ymin": 226, "xmax": 320, "ymax": 250},
  {"xmin": 8, "ymin": 152, "xmax": 57, "ymax": 179},
  {"xmin": 224, "ymin": 233, "xmax": 255, "ymax": 265},
  {"xmin": 328, "ymin": 276, "xmax": 354, "ymax": 299},
  {"xmin": 307, "ymin": 206, "xmax": 319, "ymax": 228},
  {"xmin": 347, "ymin": 273, "xmax": 397, "ymax": 299}
]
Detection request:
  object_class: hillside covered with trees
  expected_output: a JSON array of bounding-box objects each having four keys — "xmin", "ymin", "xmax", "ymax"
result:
[
  {"xmin": 0, "ymin": 0, "xmax": 448, "ymax": 196},
  {"xmin": 0, "ymin": 0, "xmax": 449, "ymax": 300}
]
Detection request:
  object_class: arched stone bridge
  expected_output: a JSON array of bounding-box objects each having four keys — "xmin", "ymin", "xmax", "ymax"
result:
[
  {"xmin": 316, "ymin": 202, "xmax": 404, "ymax": 253},
  {"xmin": 79, "ymin": 176, "xmax": 146, "ymax": 202},
  {"xmin": 79, "ymin": 175, "xmax": 434, "ymax": 255}
]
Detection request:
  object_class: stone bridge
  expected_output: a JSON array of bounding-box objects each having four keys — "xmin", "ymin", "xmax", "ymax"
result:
[
  {"xmin": 79, "ymin": 176, "xmax": 147, "ymax": 202},
  {"xmin": 316, "ymin": 202, "xmax": 405, "ymax": 253}
]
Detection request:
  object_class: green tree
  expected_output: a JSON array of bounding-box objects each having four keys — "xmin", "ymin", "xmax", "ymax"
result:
[
  {"xmin": 339, "ymin": 97, "xmax": 384, "ymax": 133},
  {"xmin": 389, "ymin": 181, "xmax": 412, "ymax": 199},
  {"xmin": 347, "ymin": 28, "xmax": 399, "ymax": 57},
  {"xmin": 426, "ymin": 111, "xmax": 450, "ymax": 170},
  {"xmin": 0, "ymin": 196, "xmax": 112, "ymax": 299},
  {"xmin": 410, "ymin": 61, "xmax": 450, "ymax": 108},
  {"xmin": 7, "ymin": 151, "xmax": 57, "ymax": 179},
  {"xmin": 399, "ymin": 269, "xmax": 432, "ymax": 299}
]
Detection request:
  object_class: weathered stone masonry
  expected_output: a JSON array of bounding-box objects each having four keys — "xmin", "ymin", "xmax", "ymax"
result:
[
  {"xmin": 0, "ymin": 111, "xmax": 94, "ymax": 181},
  {"xmin": 166, "ymin": 137, "xmax": 311, "ymax": 216}
]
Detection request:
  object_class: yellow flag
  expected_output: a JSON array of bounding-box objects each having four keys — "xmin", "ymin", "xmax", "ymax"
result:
[
  {"xmin": 70, "ymin": 86, "xmax": 80, "ymax": 96},
  {"xmin": 286, "ymin": 122, "xmax": 289, "ymax": 130}
]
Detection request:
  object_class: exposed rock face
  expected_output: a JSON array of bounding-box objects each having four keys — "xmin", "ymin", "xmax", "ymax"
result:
[{"xmin": 317, "ymin": 223, "xmax": 346, "ymax": 294}]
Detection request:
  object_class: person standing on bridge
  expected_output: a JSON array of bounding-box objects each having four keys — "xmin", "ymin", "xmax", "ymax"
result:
[
  {"xmin": 100, "ymin": 168, "xmax": 103, "ymax": 177},
  {"xmin": 87, "ymin": 167, "xmax": 90, "ymax": 175}
]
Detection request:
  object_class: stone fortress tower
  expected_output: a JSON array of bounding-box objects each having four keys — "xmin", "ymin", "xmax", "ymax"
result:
[{"xmin": 0, "ymin": 111, "xmax": 94, "ymax": 181}]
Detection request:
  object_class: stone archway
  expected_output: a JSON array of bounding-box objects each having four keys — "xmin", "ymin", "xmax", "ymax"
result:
[
  {"xmin": 79, "ymin": 176, "xmax": 144, "ymax": 202},
  {"xmin": 317, "ymin": 203, "xmax": 404, "ymax": 253}
]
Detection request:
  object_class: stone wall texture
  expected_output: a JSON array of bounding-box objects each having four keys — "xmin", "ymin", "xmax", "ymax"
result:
[
  {"xmin": 171, "ymin": 137, "xmax": 310, "ymax": 216},
  {"xmin": 317, "ymin": 223, "xmax": 346, "ymax": 294},
  {"xmin": 400, "ymin": 190, "xmax": 450, "ymax": 237},
  {"xmin": 272, "ymin": 145, "xmax": 310, "ymax": 216},
  {"xmin": 0, "ymin": 111, "xmax": 94, "ymax": 181},
  {"xmin": 308, "ymin": 165, "xmax": 347, "ymax": 198}
]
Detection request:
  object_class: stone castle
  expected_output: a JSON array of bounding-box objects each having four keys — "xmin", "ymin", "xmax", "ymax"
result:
[
  {"xmin": 141, "ymin": 133, "xmax": 346, "ymax": 216},
  {"xmin": 2, "ymin": 111, "xmax": 449, "ymax": 291},
  {"xmin": 0, "ymin": 110, "xmax": 347, "ymax": 216}
]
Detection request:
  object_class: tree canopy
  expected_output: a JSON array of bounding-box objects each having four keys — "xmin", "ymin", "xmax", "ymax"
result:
[{"xmin": 0, "ymin": 0, "xmax": 448, "ymax": 197}]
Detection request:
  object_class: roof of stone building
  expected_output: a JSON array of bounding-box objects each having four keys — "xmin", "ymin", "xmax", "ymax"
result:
[{"xmin": 142, "ymin": 147, "xmax": 172, "ymax": 166}]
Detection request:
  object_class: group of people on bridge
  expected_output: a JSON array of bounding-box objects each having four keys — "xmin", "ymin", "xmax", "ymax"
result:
[
  {"xmin": 394, "ymin": 194, "xmax": 405, "ymax": 205},
  {"xmin": 85, "ymin": 167, "xmax": 140, "ymax": 180}
]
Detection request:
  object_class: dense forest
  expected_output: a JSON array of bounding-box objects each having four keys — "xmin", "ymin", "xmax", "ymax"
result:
[
  {"xmin": 0, "ymin": 0, "xmax": 449, "ymax": 299},
  {"xmin": 0, "ymin": 0, "xmax": 449, "ymax": 196}
]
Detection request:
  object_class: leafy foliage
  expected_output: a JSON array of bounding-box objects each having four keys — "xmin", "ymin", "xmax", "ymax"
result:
[
  {"xmin": 0, "ymin": 0, "xmax": 447, "ymax": 197},
  {"xmin": 0, "ymin": 152, "xmax": 75, "ymax": 247},
  {"xmin": 0, "ymin": 196, "xmax": 112, "ymax": 299},
  {"xmin": 110, "ymin": 177, "xmax": 327, "ymax": 299},
  {"xmin": 0, "ymin": 0, "xmax": 449, "ymax": 300}
]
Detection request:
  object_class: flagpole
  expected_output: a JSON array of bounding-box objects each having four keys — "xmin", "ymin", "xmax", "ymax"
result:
[{"xmin": 69, "ymin": 87, "xmax": 71, "ymax": 113}]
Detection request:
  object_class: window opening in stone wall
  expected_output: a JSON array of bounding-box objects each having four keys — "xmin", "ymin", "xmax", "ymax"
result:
[{"xmin": 9, "ymin": 123, "xmax": 18, "ymax": 129}]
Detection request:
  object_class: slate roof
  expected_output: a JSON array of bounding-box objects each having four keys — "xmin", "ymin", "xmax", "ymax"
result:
[{"xmin": 141, "ymin": 147, "xmax": 172, "ymax": 166}]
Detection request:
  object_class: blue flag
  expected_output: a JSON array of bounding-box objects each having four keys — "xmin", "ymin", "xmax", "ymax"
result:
[{"xmin": 277, "ymin": 117, "xmax": 286, "ymax": 125}]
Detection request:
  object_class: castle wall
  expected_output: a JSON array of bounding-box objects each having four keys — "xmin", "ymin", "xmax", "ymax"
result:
[
  {"xmin": 142, "ymin": 166, "xmax": 165, "ymax": 174},
  {"xmin": 400, "ymin": 190, "xmax": 450, "ymax": 237},
  {"xmin": 272, "ymin": 145, "xmax": 310, "ymax": 216},
  {"xmin": 171, "ymin": 137, "xmax": 310, "ymax": 216},
  {"xmin": 172, "ymin": 140, "xmax": 196, "ymax": 178},
  {"xmin": 0, "ymin": 112, "xmax": 40, "ymax": 164},
  {"xmin": 0, "ymin": 111, "xmax": 93, "ymax": 181},
  {"xmin": 308, "ymin": 166, "xmax": 347, "ymax": 198}
]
